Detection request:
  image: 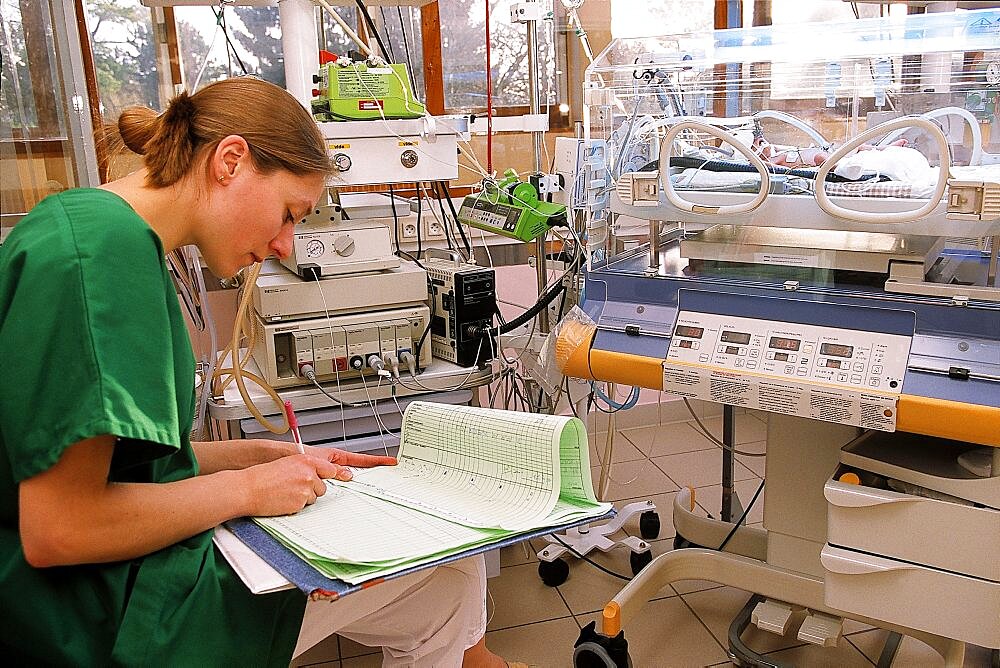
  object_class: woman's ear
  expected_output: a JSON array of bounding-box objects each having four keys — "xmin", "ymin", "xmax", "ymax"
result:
[{"xmin": 213, "ymin": 135, "xmax": 250, "ymax": 182}]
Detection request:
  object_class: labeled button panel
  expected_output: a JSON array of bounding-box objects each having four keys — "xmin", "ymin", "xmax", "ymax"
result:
[{"xmin": 667, "ymin": 311, "xmax": 910, "ymax": 394}]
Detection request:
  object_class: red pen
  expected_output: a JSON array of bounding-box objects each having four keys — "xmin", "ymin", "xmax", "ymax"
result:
[{"xmin": 284, "ymin": 400, "xmax": 305, "ymax": 454}]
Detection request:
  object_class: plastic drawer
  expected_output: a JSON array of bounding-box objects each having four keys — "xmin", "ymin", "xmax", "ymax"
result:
[
  {"xmin": 825, "ymin": 477, "xmax": 1000, "ymax": 581},
  {"xmin": 822, "ymin": 545, "xmax": 1000, "ymax": 648}
]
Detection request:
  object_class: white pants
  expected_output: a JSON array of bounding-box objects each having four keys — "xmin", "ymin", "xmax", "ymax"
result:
[{"xmin": 293, "ymin": 554, "xmax": 487, "ymax": 667}]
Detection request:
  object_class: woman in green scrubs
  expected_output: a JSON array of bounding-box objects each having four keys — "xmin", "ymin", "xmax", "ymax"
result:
[{"xmin": 0, "ymin": 78, "xmax": 511, "ymax": 667}]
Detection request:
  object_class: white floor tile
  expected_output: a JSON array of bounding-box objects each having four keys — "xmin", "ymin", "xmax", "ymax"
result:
[
  {"xmin": 765, "ymin": 636, "xmax": 873, "ymax": 667},
  {"xmin": 620, "ymin": 421, "xmax": 718, "ymax": 458},
  {"xmin": 587, "ymin": 430, "xmax": 648, "ymax": 465},
  {"xmin": 591, "ymin": 459, "xmax": 679, "ymax": 502},
  {"xmin": 486, "ymin": 562, "xmax": 573, "ymax": 631},
  {"xmin": 847, "ymin": 629, "xmax": 995, "ymax": 667},
  {"xmin": 651, "ymin": 447, "xmax": 756, "ymax": 489},
  {"xmin": 554, "ymin": 537, "xmax": 659, "ymax": 615},
  {"xmin": 736, "ymin": 444, "xmax": 767, "ymax": 477},
  {"xmin": 337, "ymin": 635, "xmax": 379, "ymax": 660},
  {"xmin": 485, "ymin": 616, "xmax": 582, "ymax": 668},
  {"xmin": 699, "ymin": 412, "xmax": 769, "ymax": 445},
  {"xmin": 291, "ymin": 633, "xmax": 340, "ymax": 665}
]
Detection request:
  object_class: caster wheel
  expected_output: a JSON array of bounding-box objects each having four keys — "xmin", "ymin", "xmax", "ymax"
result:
[
  {"xmin": 538, "ymin": 557, "xmax": 569, "ymax": 587},
  {"xmin": 638, "ymin": 511, "xmax": 660, "ymax": 539},
  {"xmin": 574, "ymin": 621, "xmax": 633, "ymax": 668},
  {"xmin": 629, "ymin": 549, "xmax": 652, "ymax": 576},
  {"xmin": 573, "ymin": 641, "xmax": 632, "ymax": 668}
]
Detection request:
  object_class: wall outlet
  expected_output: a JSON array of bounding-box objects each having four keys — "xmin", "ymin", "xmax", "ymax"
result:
[
  {"xmin": 423, "ymin": 217, "xmax": 447, "ymax": 240},
  {"xmin": 400, "ymin": 220, "xmax": 419, "ymax": 239}
]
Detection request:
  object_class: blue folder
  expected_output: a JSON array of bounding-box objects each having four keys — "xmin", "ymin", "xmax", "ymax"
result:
[{"xmin": 227, "ymin": 511, "xmax": 615, "ymax": 600}]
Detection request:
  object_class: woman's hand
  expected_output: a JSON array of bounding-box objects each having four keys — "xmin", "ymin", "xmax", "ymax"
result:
[
  {"xmin": 240, "ymin": 454, "xmax": 343, "ymax": 517},
  {"xmin": 303, "ymin": 445, "xmax": 397, "ymax": 473},
  {"xmin": 239, "ymin": 448, "xmax": 396, "ymax": 517}
]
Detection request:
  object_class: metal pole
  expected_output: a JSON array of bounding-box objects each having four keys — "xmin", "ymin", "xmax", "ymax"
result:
[
  {"xmin": 527, "ymin": 17, "xmax": 549, "ymax": 332},
  {"xmin": 278, "ymin": 0, "xmax": 320, "ymax": 108},
  {"xmin": 647, "ymin": 220, "xmax": 660, "ymax": 275},
  {"xmin": 722, "ymin": 405, "xmax": 736, "ymax": 522},
  {"xmin": 988, "ymin": 235, "xmax": 998, "ymax": 288}
]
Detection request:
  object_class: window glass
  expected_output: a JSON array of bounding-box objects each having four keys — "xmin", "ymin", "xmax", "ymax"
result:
[
  {"xmin": 363, "ymin": 5, "xmax": 425, "ymax": 101},
  {"xmin": 770, "ymin": 0, "xmax": 884, "ymax": 25},
  {"xmin": 318, "ymin": 4, "xmax": 365, "ymax": 58},
  {"xmin": 439, "ymin": 0, "xmax": 558, "ymax": 110},
  {"xmin": 174, "ymin": 4, "xmax": 359, "ymax": 91},
  {"xmin": 84, "ymin": 0, "xmax": 160, "ymax": 116},
  {"xmin": 2, "ymin": 0, "xmax": 40, "ymax": 132},
  {"xmin": 767, "ymin": 1, "xmax": 907, "ymax": 101},
  {"xmin": 611, "ymin": 0, "xmax": 713, "ymax": 38},
  {"xmin": 175, "ymin": 5, "xmax": 279, "ymax": 89},
  {"xmin": 2, "ymin": 0, "xmax": 95, "ymax": 219}
]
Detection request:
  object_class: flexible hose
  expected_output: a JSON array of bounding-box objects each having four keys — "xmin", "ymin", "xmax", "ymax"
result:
[
  {"xmin": 211, "ymin": 262, "xmax": 289, "ymax": 434},
  {"xmin": 467, "ymin": 275, "xmax": 566, "ymax": 340}
]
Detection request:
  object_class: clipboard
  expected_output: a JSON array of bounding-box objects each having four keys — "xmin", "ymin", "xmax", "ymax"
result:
[{"xmin": 224, "ymin": 510, "xmax": 615, "ymax": 601}]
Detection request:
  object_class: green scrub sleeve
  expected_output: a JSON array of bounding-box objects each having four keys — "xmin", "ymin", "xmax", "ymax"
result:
[{"xmin": 0, "ymin": 192, "xmax": 188, "ymax": 482}]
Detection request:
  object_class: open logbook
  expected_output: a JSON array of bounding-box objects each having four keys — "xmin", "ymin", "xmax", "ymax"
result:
[{"xmin": 253, "ymin": 402, "xmax": 612, "ymax": 584}]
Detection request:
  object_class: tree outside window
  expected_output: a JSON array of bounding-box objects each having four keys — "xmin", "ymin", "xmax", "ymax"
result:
[
  {"xmin": 439, "ymin": 0, "xmax": 559, "ymax": 111},
  {"xmin": 174, "ymin": 4, "xmax": 359, "ymax": 92}
]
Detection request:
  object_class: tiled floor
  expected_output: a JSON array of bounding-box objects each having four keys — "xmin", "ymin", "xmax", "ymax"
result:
[{"xmin": 292, "ymin": 407, "xmax": 995, "ymax": 668}]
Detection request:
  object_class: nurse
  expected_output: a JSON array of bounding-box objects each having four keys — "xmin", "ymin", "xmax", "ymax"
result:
[{"xmin": 0, "ymin": 78, "xmax": 514, "ymax": 667}]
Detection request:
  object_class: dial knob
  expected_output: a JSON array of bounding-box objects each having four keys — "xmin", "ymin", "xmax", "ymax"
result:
[
  {"xmin": 400, "ymin": 149, "xmax": 418, "ymax": 168},
  {"xmin": 333, "ymin": 152, "xmax": 352, "ymax": 172},
  {"xmin": 334, "ymin": 235, "xmax": 355, "ymax": 257}
]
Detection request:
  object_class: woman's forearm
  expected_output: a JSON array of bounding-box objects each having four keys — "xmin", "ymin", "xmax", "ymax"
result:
[{"xmin": 192, "ymin": 438, "xmax": 296, "ymax": 474}]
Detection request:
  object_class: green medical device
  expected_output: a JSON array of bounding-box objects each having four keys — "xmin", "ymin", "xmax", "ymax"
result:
[
  {"xmin": 312, "ymin": 61, "xmax": 425, "ymax": 121},
  {"xmin": 458, "ymin": 170, "xmax": 567, "ymax": 243}
]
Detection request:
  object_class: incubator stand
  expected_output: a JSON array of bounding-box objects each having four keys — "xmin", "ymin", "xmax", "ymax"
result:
[{"xmin": 558, "ymin": 8, "xmax": 1000, "ymax": 667}]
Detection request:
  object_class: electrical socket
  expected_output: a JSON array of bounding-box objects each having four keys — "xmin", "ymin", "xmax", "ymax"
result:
[
  {"xmin": 423, "ymin": 218, "xmax": 447, "ymax": 240},
  {"xmin": 400, "ymin": 221, "xmax": 419, "ymax": 239}
]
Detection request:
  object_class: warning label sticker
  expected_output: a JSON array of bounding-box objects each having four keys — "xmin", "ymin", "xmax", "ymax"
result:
[
  {"xmin": 337, "ymin": 70, "xmax": 392, "ymax": 98},
  {"xmin": 663, "ymin": 362, "xmax": 897, "ymax": 431}
]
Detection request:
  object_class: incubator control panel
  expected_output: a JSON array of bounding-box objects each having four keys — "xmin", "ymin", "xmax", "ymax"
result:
[
  {"xmin": 664, "ymin": 311, "xmax": 912, "ymax": 431},
  {"xmin": 668, "ymin": 312, "xmax": 909, "ymax": 390}
]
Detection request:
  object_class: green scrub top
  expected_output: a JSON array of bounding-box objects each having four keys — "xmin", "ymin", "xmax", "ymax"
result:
[{"xmin": 0, "ymin": 189, "xmax": 305, "ymax": 665}]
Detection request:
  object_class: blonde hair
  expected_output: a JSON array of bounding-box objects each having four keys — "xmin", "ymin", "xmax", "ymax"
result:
[{"xmin": 103, "ymin": 78, "xmax": 332, "ymax": 187}]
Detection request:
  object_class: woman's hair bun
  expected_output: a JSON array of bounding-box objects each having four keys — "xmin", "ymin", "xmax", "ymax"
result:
[
  {"xmin": 116, "ymin": 106, "xmax": 159, "ymax": 155},
  {"xmin": 142, "ymin": 92, "xmax": 199, "ymax": 187},
  {"xmin": 161, "ymin": 92, "xmax": 197, "ymax": 135}
]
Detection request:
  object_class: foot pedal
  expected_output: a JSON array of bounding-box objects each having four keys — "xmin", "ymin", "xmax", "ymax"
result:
[
  {"xmin": 797, "ymin": 612, "xmax": 843, "ymax": 647},
  {"xmin": 750, "ymin": 599, "xmax": 795, "ymax": 636}
]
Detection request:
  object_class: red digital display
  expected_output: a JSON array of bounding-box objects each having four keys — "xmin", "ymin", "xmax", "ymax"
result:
[
  {"xmin": 769, "ymin": 336, "xmax": 801, "ymax": 351},
  {"xmin": 821, "ymin": 343, "xmax": 854, "ymax": 358},
  {"xmin": 675, "ymin": 325, "xmax": 704, "ymax": 339}
]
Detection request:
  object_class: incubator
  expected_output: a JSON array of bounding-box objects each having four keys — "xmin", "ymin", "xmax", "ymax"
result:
[{"xmin": 555, "ymin": 8, "xmax": 1000, "ymax": 666}]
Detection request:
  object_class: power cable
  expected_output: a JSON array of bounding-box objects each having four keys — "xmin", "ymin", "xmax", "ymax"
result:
[
  {"xmin": 355, "ymin": 0, "xmax": 391, "ymax": 62},
  {"xmin": 442, "ymin": 182, "xmax": 473, "ymax": 257},
  {"xmin": 377, "ymin": 6, "xmax": 396, "ymax": 61},
  {"xmin": 212, "ymin": 6, "xmax": 248, "ymax": 75},
  {"xmin": 397, "ymin": 6, "xmax": 417, "ymax": 93}
]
